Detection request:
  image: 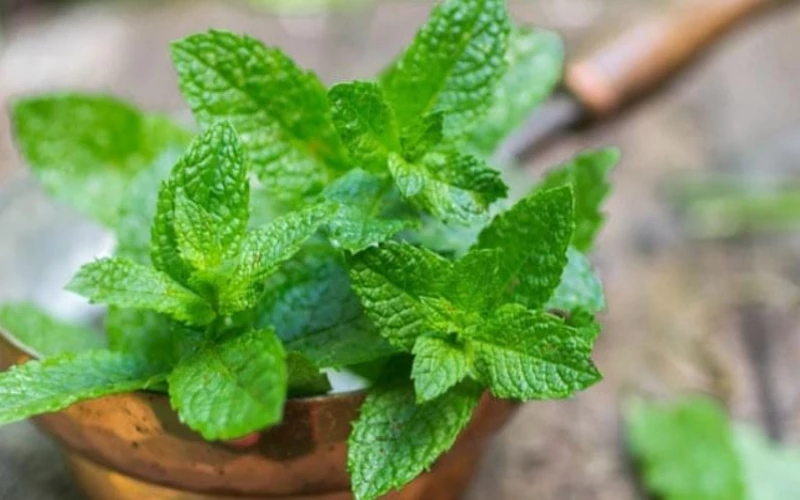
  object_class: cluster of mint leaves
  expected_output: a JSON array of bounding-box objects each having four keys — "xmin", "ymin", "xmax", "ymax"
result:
[
  {"xmin": 0, "ymin": 0, "xmax": 617, "ymax": 498},
  {"xmin": 627, "ymin": 397, "xmax": 800, "ymax": 500}
]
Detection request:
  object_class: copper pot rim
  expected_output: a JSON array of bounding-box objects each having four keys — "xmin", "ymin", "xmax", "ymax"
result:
[{"xmin": 0, "ymin": 326, "xmax": 369, "ymax": 407}]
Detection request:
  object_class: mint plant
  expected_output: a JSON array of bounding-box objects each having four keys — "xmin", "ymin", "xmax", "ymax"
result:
[{"xmin": 0, "ymin": 0, "xmax": 616, "ymax": 498}]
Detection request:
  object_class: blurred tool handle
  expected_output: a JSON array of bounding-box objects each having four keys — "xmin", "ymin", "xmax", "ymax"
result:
[{"xmin": 566, "ymin": 0, "xmax": 780, "ymax": 117}]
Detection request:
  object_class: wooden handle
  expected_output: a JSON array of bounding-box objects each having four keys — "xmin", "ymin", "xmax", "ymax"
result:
[{"xmin": 566, "ymin": 0, "xmax": 781, "ymax": 116}]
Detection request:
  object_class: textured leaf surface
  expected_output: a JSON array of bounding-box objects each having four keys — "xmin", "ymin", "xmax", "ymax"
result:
[
  {"xmin": 172, "ymin": 30, "xmax": 347, "ymax": 200},
  {"xmin": 471, "ymin": 304, "xmax": 599, "ymax": 400},
  {"xmin": 0, "ymin": 302, "xmax": 103, "ymax": 357},
  {"xmin": 168, "ymin": 329, "xmax": 287, "ymax": 440},
  {"xmin": 67, "ymin": 258, "xmax": 214, "ymax": 325},
  {"xmin": 446, "ymin": 248, "xmax": 504, "ymax": 311},
  {"xmin": 626, "ymin": 398, "xmax": 746, "ymax": 500},
  {"xmin": 323, "ymin": 169, "xmax": 416, "ymax": 252},
  {"xmin": 115, "ymin": 153, "xmax": 178, "ymax": 263},
  {"xmin": 151, "ymin": 122, "xmax": 250, "ymax": 284},
  {"xmin": 11, "ymin": 94, "xmax": 191, "ymax": 227},
  {"xmin": 388, "ymin": 152, "xmax": 507, "ymax": 225},
  {"xmin": 106, "ymin": 308, "xmax": 179, "ymax": 369},
  {"xmin": 348, "ymin": 242, "xmax": 451, "ymax": 350},
  {"xmin": 348, "ymin": 381, "xmax": 480, "ymax": 500},
  {"xmin": 476, "ymin": 186, "xmax": 573, "ymax": 308},
  {"xmin": 259, "ymin": 247, "xmax": 397, "ymax": 368},
  {"xmin": 380, "ymin": 0, "xmax": 510, "ymax": 139},
  {"xmin": 546, "ymin": 247, "xmax": 606, "ymax": 315},
  {"xmin": 329, "ymin": 81, "xmax": 400, "ymax": 172},
  {"xmin": 468, "ymin": 27, "xmax": 563, "ymax": 155},
  {"xmin": 537, "ymin": 148, "xmax": 619, "ymax": 251},
  {"xmin": 217, "ymin": 203, "xmax": 334, "ymax": 314},
  {"xmin": 411, "ymin": 336, "xmax": 468, "ymax": 402},
  {"xmin": 0, "ymin": 351, "xmax": 165, "ymax": 426}
]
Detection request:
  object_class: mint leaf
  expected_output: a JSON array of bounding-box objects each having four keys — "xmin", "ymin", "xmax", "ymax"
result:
[
  {"xmin": 168, "ymin": 328, "xmax": 287, "ymax": 440},
  {"xmin": 446, "ymin": 248, "xmax": 503, "ymax": 311},
  {"xmin": 216, "ymin": 203, "xmax": 335, "ymax": 314},
  {"xmin": 476, "ymin": 186, "xmax": 573, "ymax": 308},
  {"xmin": 67, "ymin": 258, "xmax": 215, "ymax": 325},
  {"xmin": 286, "ymin": 352, "xmax": 331, "ymax": 397},
  {"xmin": 0, "ymin": 351, "xmax": 165, "ymax": 426},
  {"xmin": 380, "ymin": 0, "xmax": 510, "ymax": 139},
  {"xmin": 400, "ymin": 112, "xmax": 444, "ymax": 162},
  {"xmin": 115, "ymin": 153, "xmax": 177, "ymax": 263},
  {"xmin": 388, "ymin": 152, "xmax": 507, "ymax": 224},
  {"xmin": 151, "ymin": 121, "xmax": 250, "ymax": 285},
  {"xmin": 626, "ymin": 398, "xmax": 746, "ymax": 500},
  {"xmin": 172, "ymin": 30, "xmax": 347, "ymax": 201},
  {"xmin": 537, "ymin": 149, "xmax": 619, "ymax": 251},
  {"xmin": 323, "ymin": 169, "xmax": 416, "ymax": 252},
  {"xmin": 106, "ymin": 308, "xmax": 179, "ymax": 369},
  {"xmin": 348, "ymin": 241, "xmax": 451, "ymax": 350},
  {"xmin": 411, "ymin": 336, "xmax": 468, "ymax": 402},
  {"xmin": 172, "ymin": 190, "xmax": 227, "ymax": 271},
  {"xmin": 546, "ymin": 247, "xmax": 606, "ymax": 315},
  {"xmin": 329, "ymin": 81, "xmax": 400, "ymax": 172},
  {"xmin": 11, "ymin": 94, "xmax": 191, "ymax": 227},
  {"xmin": 348, "ymin": 381, "xmax": 481, "ymax": 500},
  {"xmin": 471, "ymin": 304, "xmax": 600, "ymax": 399},
  {"xmin": 468, "ymin": 27, "xmax": 564, "ymax": 155},
  {"xmin": 259, "ymin": 246, "xmax": 397, "ymax": 368},
  {"xmin": 0, "ymin": 302, "xmax": 103, "ymax": 357}
]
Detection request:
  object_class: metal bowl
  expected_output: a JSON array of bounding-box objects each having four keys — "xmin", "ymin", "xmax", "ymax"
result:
[{"xmin": 0, "ymin": 178, "xmax": 518, "ymax": 499}]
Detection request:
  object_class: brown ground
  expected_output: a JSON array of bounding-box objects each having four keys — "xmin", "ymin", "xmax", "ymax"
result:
[{"xmin": 2, "ymin": 1, "xmax": 800, "ymax": 498}]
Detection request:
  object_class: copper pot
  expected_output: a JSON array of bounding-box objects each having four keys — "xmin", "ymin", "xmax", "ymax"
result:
[{"xmin": 0, "ymin": 332, "xmax": 518, "ymax": 499}]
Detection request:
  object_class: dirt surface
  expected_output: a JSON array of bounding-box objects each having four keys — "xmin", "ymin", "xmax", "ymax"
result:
[{"xmin": 2, "ymin": 1, "xmax": 800, "ymax": 499}]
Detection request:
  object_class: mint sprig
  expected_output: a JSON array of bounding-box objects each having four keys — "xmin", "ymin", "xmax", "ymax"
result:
[{"xmin": 3, "ymin": 0, "xmax": 618, "ymax": 498}]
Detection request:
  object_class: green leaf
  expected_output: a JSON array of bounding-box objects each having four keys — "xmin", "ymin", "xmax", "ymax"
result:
[
  {"xmin": 546, "ymin": 247, "xmax": 606, "ymax": 315},
  {"xmin": 468, "ymin": 27, "xmax": 564, "ymax": 155},
  {"xmin": 105, "ymin": 308, "xmax": 180, "ymax": 370},
  {"xmin": 172, "ymin": 30, "xmax": 348, "ymax": 201},
  {"xmin": 348, "ymin": 381, "xmax": 481, "ymax": 500},
  {"xmin": 446, "ymin": 248, "xmax": 504, "ymax": 311},
  {"xmin": 11, "ymin": 94, "xmax": 191, "ymax": 227},
  {"xmin": 323, "ymin": 169, "xmax": 417, "ymax": 252},
  {"xmin": 216, "ymin": 203, "xmax": 335, "ymax": 314},
  {"xmin": 329, "ymin": 81, "xmax": 400, "ymax": 172},
  {"xmin": 626, "ymin": 398, "xmax": 746, "ymax": 500},
  {"xmin": 476, "ymin": 186, "xmax": 573, "ymax": 308},
  {"xmin": 67, "ymin": 258, "xmax": 215, "ymax": 325},
  {"xmin": 260, "ymin": 246, "xmax": 397, "ymax": 368},
  {"xmin": 411, "ymin": 336, "xmax": 468, "ymax": 403},
  {"xmin": 400, "ymin": 112, "xmax": 444, "ymax": 162},
  {"xmin": 0, "ymin": 350, "xmax": 166, "ymax": 426},
  {"xmin": 388, "ymin": 152, "xmax": 507, "ymax": 225},
  {"xmin": 537, "ymin": 149, "xmax": 619, "ymax": 251},
  {"xmin": 0, "ymin": 302, "xmax": 103, "ymax": 357},
  {"xmin": 286, "ymin": 352, "xmax": 332, "ymax": 398},
  {"xmin": 735, "ymin": 425, "xmax": 800, "ymax": 500},
  {"xmin": 470, "ymin": 304, "xmax": 600, "ymax": 400},
  {"xmin": 151, "ymin": 121, "xmax": 250, "ymax": 284},
  {"xmin": 168, "ymin": 328, "xmax": 287, "ymax": 440},
  {"xmin": 380, "ymin": 0, "xmax": 510, "ymax": 140},
  {"xmin": 115, "ymin": 153, "xmax": 178, "ymax": 263},
  {"xmin": 348, "ymin": 242, "xmax": 451, "ymax": 351}
]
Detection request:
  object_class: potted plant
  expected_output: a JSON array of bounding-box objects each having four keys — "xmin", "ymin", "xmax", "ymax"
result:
[{"xmin": 0, "ymin": 0, "xmax": 618, "ymax": 498}]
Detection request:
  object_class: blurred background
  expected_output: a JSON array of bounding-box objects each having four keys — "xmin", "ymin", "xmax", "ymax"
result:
[{"xmin": 2, "ymin": 0, "xmax": 800, "ymax": 498}]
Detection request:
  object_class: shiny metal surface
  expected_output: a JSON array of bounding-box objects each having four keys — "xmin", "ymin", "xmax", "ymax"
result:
[{"xmin": 0, "ymin": 180, "xmax": 519, "ymax": 499}]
